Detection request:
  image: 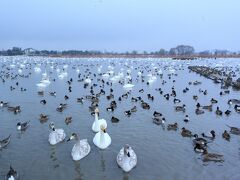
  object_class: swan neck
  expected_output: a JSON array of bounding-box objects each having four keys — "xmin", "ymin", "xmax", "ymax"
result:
[
  {"xmin": 95, "ymin": 113, "xmax": 98, "ymax": 121},
  {"xmin": 100, "ymin": 131, "xmax": 105, "ymax": 142}
]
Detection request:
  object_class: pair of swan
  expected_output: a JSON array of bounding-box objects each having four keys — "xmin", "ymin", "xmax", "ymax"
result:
[
  {"xmin": 48, "ymin": 122, "xmax": 90, "ymax": 161},
  {"xmin": 92, "ymin": 108, "xmax": 111, "ymax": 149},
  {"xmin": 67, "ymin": 108, "xmax": 111, "ymax": 161}
]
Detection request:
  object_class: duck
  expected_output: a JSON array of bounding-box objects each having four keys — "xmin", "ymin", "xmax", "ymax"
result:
[
  {"xmin": 202, "ymin": 149, "xmax": 224, "ymax": 163},
  {"xmin": 131, "ymin": 97, "xmax": 138, "ymax": 102},
  {"xmin": 130, "ymin": 106, "xmax": 137, "ymax": 112},
  {"xmin": 64, "ymin": 95, "xmax": 69, "ymax": 100},
  {"xmin": 139, "ymin": 89, "xmax": 144, "ymax": 93},
  {"xmin": 234, "ymin": 104, "xmax": 240, "ymax": 112},
  {"xmin": 225, "ymin": 110, "xmax": 231, "ymax": 116},
  {"xmin": 222, "ymin": 130, "xmax": 230, "ymax": 141},
  {"xmin": 181, "ymin": 127, "xmax": 192, "ymax": 137},
  {"xmin": 211, "ymin": 98, "xmax": 218, "ymax": 104},
  {"xmin": 167, "ymin": 123, "xmax": 178, "ymax": 131},
  {"xmin": 153, "ymin": 111, "xmax": 162, "ymax": 117},
  {"xmin": 164, "ymin": 94, "xmax": 169, "ymax": 100},
  {"xmin": 39, "ymin": 114, "xmax": 49, "ymax": 122},
  {"xmin": 111, "ymin": 116, "xmax": 120, "ymax": 123},
  {"xmin": 56, "ymin": 103, "xmax": 67, "ymax": 112},
  {"xmin": 49, "ymin": 91, "xmax": 57, "ymax": 96},
  {"xmin": 228, "ymin": 99, "xmax": 240, "ymax": 105},
  {"xmin": 203, "ymin": 90, "xmax": 207, "ymax": 95},
  {"xmin": 48, "ymin": 122, "xmax": 66, "ymax": 145},
  {"xmin": 92, "ymin": 108, "xmax": 107, "ymax": 133},
  {"xmin": 0, "ymin": 101, "xmax": 8, "ymax": 107},
  {"xmin": 40, "ymin": 99, "xmax": 47, "ymax": 105},
  {"xmin": 194, "ymin": 143, "xmax": 207, "ymax": 153},
  {"xmin": 201, "ymin": 130, "xmax": 215, "ymax": 139},
  {"xmin": 226, "ymin": 125, "xmax": 240, "ymax": 135},
  {"xmin": 193, "ymin": 95, "xmax": 198, "ymax": 100},
  {"xmin": 93, "ymin": 124, "xmax": 111, "ymax": 149},
  {"xmin": 106, "ymin": 106, "xmax": 114, "ymax": 112},
  {"xmin": 124, "ymin": 110, "xmax": 131, "ymax": 116},
  {"xmin": 173, "ymin": 98, "xmax": 181, "ymax": 103},
  {"xmin": 195, "ymin": 108, "xmax": 204, "ymax": 115},
  {"xmin": 153, "ymin": 117, "xmax": 165, "ymax": 125},
  {"xmin": 77, "ymin": 97, "xmax": 84, "ymax": 103},
  {"xmin": 183, "ymin": 115, "xmax": 190, "ymax": 123},
  {"xmin": 202, "ymin": 104, "xmax": 212, "ymax": 111},
  {"xmin": 0, "ymin": 135, "xmax": 11, "ymax": 149},
  {"xmin": 67, "ymin": 133, "xmax": 91, "ymax": 161},
  {"xmin": 196, "ymin": 103, "xmax": 201, "ymax": 108},
  {"xmin": 193, "ymin": 134, "xmax": 208, "ymax": 146},
  {"xmin": 116, "ymin": 144, "xmax": 137, "ymax": 172},
  {"xmin": 8, "ymin": 106, "xmax": 21, "ymax": 113},
  {"xmin": 175, "ymin": 104, "xmax": 186, "ymax": 112},
  {"xmin": 5, "ymin": 166, "xmax": 18, "ymax": 180},
  {"xmin": 215, "ymin": 107, "xmax": 222, "ymax": 116},
  {"xmin": 147, "ymin": 94, "xmax": 154, "ymax": 100},
  {"xmin": 65, "ymin": 117, "xmax": 72, "ymax": 125},
  {"xmin": 141, "ymin": 101, "xmax": 150, "ymax": 109},
  {"xmin": 38, "ymin": 91, "xmax": 44, "ymax": 96},
  {"xmin": 17, "ymin": 121, "xmax": 30, "ymax": 131}
]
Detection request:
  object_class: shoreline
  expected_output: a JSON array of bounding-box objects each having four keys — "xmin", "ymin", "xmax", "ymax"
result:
[
  {"xmin": 1, "ymin": 54, "xmax": 240, "ymax": 59},
  {"xmin": 39, "ymin": 54, "xmax": 240, "ymax": 59}
]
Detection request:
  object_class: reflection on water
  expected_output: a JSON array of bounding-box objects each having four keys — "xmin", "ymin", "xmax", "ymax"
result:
[
  {"xmin": 50, "ymin": 146, "xmax": 60, "ymax": 169},
  {"xmin": 122, "ymin": 174, "xmax": 129, "ymax": 180},
  {"xmin": 100, "ymin": 153, "xmax": 106, "ymax": 173},
  {"xmin": 74, "ymin": 161, "xmax": 84, "ymax": 180}
]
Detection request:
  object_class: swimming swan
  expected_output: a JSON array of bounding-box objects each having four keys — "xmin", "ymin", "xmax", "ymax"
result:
[
  {"xmin": 93, "ymin": 124, "xmax": 111, "ymax": 149},
  {"xmin": 67, "ymin": 133, "xmax": 91, "ymax": 161},
  {"xmin": 117, "ymin": 144, "xmax": 137, "ymax": 172},
  {"xmin": 92, "ymin": 108, "xmax": 107, "ymax": 133},
  {"xmin": 48, "ymin": 122, "xmax": 66, "ymax": 145}
]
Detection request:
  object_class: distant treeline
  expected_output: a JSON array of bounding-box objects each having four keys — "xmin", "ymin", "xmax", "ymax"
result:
[{"xmin": 0, "ymin": 45, "xmax": 239, "ymax": 57}]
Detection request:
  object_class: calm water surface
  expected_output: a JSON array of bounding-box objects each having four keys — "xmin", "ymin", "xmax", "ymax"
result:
[{"xmin": 0, "ymin": 57, "xmax": 240, "ymax": 180}]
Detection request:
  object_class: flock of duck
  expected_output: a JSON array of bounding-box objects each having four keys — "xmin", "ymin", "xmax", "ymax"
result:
[{"xmin": 1, "ymin": 57, "xmax": 240, "ymax": 179}]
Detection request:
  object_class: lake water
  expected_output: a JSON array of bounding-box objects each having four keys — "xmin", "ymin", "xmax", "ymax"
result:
[{"xmin": 0, "ymin": 56, "xmax": 240, "ymax": 180}]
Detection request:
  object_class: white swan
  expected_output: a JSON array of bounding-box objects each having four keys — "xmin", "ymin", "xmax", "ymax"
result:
[
  {"xmin": 123, "ymin": 83, "xmax": 135, "ymax": 89},
  {"xmin": 117, "ymin": 144, "xmax": 137, "ymax": 172},
  {"xmin": 92, "ymin": 108, "xmax": 107, "ymax": 133},
  {"xmin": 85, "ymin": 78, "xmax": 92, "ymax": 84},
  {"xmin": 40, "ymin": 78, "xmax": 51, "ymax": 85},
  {"xmin": 48, "ymin": 122, "xmax": 66, "ymax": 145},
  {"xmin": 67, "ymin": 133, "xmax": 91, "ymax": 161},
  {"xmin": 93, "ymin": 124, "xmax": 111, "ymax": 149},
  {"xmin": 34, "ymin": 67, "xmax": 41, "ymax": 73},
  {"xmin": 18, "ymin": 69, "xmax": 23, "ymax": 74}
]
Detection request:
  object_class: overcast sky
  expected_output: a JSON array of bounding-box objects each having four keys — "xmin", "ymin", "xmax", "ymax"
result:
[{"xmin": 0, "ymin": 0, "xmax": 239, "ymax": 52}]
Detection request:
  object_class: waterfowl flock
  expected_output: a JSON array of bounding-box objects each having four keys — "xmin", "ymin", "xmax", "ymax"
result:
[{"xmin": 1, "ymin": 57, "xmax": 240, "ymax": 179}]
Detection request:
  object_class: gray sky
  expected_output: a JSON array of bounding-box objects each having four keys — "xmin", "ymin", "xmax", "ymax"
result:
[{"xmin": 0, "ymin": 0, "xmax": 239, "ymax": 52}]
